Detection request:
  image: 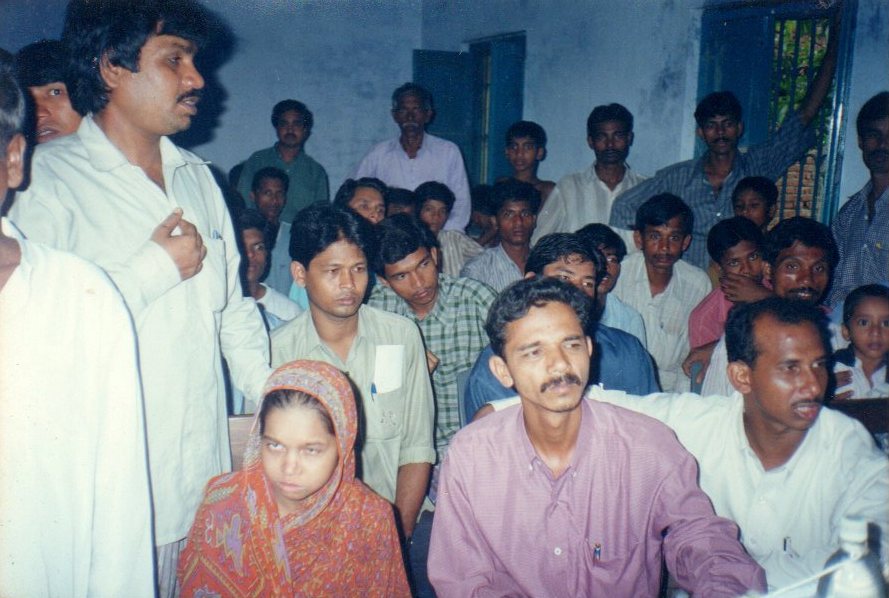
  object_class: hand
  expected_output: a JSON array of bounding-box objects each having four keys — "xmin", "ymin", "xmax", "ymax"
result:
[
  {"xmin": 426, "ymin": 350, "xmax": 440, "ymax": 374},
  {"xmin": 720, "ymin": 273, "xmax": 772, "ymax": 303},
  {"xmin": 682, "ymin": 342, "xmax": 716, "ymax": 384},
  {"xmin": 151, "ymin": 209, "xmax": 206, "ymax": 281}
]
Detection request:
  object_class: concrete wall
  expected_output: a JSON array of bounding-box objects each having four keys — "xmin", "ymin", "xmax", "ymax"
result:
[{"xmin": 420, "ymin": 0, "xmax": 703, "ymax": 184}]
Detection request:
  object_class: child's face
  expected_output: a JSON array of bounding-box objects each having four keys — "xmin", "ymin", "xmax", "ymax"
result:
[
  {"xmin": 505, "ymin": 136, "xmax": 543, "ymax": 175},
  {"xmin": 419, "ymin": 198, "xmax": 450, "ymax": 234},
  {"xmin": 842, "ymin": 297, "xmax": 889, "ymax": 364},
  {"xmin": 633, "ymin": 216, "xmax": 691, "ymax": 273},
  {"xmin": 348, "ymin": 186, "xmax": 385, "ymax": 224},
  {"xmin": 261, "ymin": 403, "xmax": 338, "ymax": 516},
  {"xmin": 733, "ymin": 189, "xmax": 774, "ymax": 230},
  {"xmin": 242, "ymin": 227, "xmax": 268, "ymax": 285},
  {"xmin": 717, "ymin": 240, "xmax": 764, "ymax": 281}
]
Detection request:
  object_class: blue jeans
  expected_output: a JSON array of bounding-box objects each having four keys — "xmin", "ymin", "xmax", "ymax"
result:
[{"xmin": 408, "ymin": 511, "xmax": 436, "ymax": 597}]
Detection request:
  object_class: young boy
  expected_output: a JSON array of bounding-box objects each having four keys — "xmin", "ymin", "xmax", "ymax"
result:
[
  {"xmin": 834, "ymin": 284, "xmax": 889, "ymax": 399},
  {"xmin": 466, "ymin": 183, "xmax": 498, "ymax": 247},
  {"xmin": 613, "ymin": 194, "xmax": 711, "ymax": 391},
  {"xmin": 689, "ymin": 217, "xmax": 767, "ymax": 350},
  {"xmin": 502, "ymin": 120, "xmax": 555, "ymax": 203},
  {"xmin": 732, "ymin": 176, "xmax": 778, "ymax": 232},
  {"xmin": 416, "ymin": 180, "xmax": 482, "ymax": 277}
]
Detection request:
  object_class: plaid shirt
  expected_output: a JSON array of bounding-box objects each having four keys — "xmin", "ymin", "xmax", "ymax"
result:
[
  {"xmin": 610, "ymin": 112, "xmax": 815, "ymax": 268},
  {"xmin": 827, "ymin": 182, "xmax": 889, "ymax": 307},
  {"xmin": 369, "ymin": 274, "xmax": 496, "ymax": 457}
]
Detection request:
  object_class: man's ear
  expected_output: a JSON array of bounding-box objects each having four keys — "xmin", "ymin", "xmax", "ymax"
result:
[
  {"xmin": 523, "ymin": 271, "xmax": 536, "ymax": 281},
  {"xmin": 291, "ymin": 261, "xmax": 307, "ymax": 288},
  {"xmin": 841, "ymin": 324, "xmax": 851, "ymax": 343},
  {"xmin": 633, "ymin": 230, "xmax": 643, "ymax": 250},
  {"xmin": 695, "ymin": 126, "xmax": 705, "ymax": 142},
  {"xmin": 627, "ymin": 131, "xmax": 635, "ymax": 147},
  {"xmin": 489, "ymin": 354, "xmax": 515, "ymax": 389},
  {"xmin": 586, "ymin": 336, "xmax": 594, "ymax": 359},
  {"xmin": 727, "ymin": 361, "xmax": 752, "ymax": 394},
  {"xmin": 681, "ymin": 234, "xmax": 692, "ymax": 252},
  {"xmin": 4, "ymin": 134, "xmax": 26, "ymax": 190},
  {"xmin": 586, "ymin": 135, "xmax": 595, "ymax": 151},
  {"xmin": 378, "ymin": 274, "xmax": 391, "ymax": 288},
  {"xmin": 737, "ymin": 121, "xmax": 745, "ymax": 140},
  {"xmin": 98, "ymin": 53, "xmax": 126, "ymax": 91},
  {"xmin": 430, "ymin": 246, "xmax": 440, "ymax": 268}
]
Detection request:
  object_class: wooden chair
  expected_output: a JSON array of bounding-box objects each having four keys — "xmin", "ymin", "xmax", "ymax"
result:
[
  {"xmin": 826, "ymin": 398, "xmax": 888, "ymax": 437},
  {"xmin": 228, "ymin": 415, "xmax": 254, "ymax": 471}
]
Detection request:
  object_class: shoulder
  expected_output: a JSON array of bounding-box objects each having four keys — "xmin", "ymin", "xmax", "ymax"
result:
[
  {"xmin": 425, "ymin": 133, "xmax": 459, "ymax": 152},
  {"xmin": 270, "ymin": 309, "xmax": 311, "ymax": 343},
  {"xmin": 654, "ymin": 158, "xmax": 697, "ymax": 179},
  {"xmin": 675, "ymin": 260, "xmax": 712, "ymax": 288},
  {"xmin": 813, "ymin": 408, "xmax": 887, "ymax": 460},
  {"xmin": 243, "ymin": 146, "xmax": 275, "ymax": 164},
  {"xmin": 596, "ymin": 324, "xmax": 646, "ymax": 356},
  {"xmin": 362, "ymin": 305, "xmax": 423, "ymax": 337},
  {"xmin": 586, "ymin": 400, "xmax": 691, "ymax": 457},
  {"xmin": 22, "ymin": 238, "xmax": 124, "ymax": 303},
  {"xmin": 448, "ymin": 406, "xmax": 520, "ymax": 457},
  {"xmin": 441, "ymin": 274, "xmax": 497, "ymax": 304}
]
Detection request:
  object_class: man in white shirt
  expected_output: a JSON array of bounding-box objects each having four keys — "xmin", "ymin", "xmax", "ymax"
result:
[
  {"xmin": 591, "ymin": 297, "xmax": 888, "ymax": 596},
  {"xmin": 355, "ymin": 83, "xmax": 471, "ymax": 231},
  {"xmin": 0, "ymin": 52, "xmax": 154, "ymax": 597},
  {"xmin": 532, "ymin": 103, "xmax": 644, "ymax": 246},
  {"xmin": 9, "ymin": 3, "xmax": 271, "ymax": 595},
  {"xmin": 612, "ymin": 193, "xmax": 711, "ymax": 391}
]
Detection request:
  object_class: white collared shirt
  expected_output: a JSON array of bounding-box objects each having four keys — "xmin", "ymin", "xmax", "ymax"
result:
[
  {"xmin": 10, "ymin": 116, "xmax": 272, "ymax": 545},
  {"xmin": 588, "ymin": 386, "xmax": 889, "ymax": 596}
]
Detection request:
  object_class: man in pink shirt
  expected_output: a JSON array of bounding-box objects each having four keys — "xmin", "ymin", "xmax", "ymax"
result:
[{"xmin": 428, "ymin": 277, "xmax": 767, "ymax": 597}]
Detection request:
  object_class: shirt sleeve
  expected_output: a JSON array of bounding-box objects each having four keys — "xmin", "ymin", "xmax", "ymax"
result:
[
  {"xmin": 354, "ymin": 145, "xmax": 379, "ymax": 180},
  {"xmin": 428, "ymin": 447, "xmax": 524, "ymax": 597},
  {"xmin": 656, "ymin": 442, "xmax": 768, "ymax": 596},
  {"xmin": 10, "ymin": 185, "xmax": 182, "ymax": 319},
  {"xmin": 398, "ymin": 323, "xmax": 437, "ymax": 466},
  {"xmin": 744, "ymin": 111, "xmax": 817, "ymax": 180},
  {"xmin": 609, "ymin": 175, "xmax": 670, "ymax": 231},
  {"xmin": 443, "ymin": 144, "xmax": 471, "ymax": 232},
  {"xmin": 213, "ymin": 183, "xmax": 273, "ymax": 410},
  {"xmin": 531, "ymin": 184, "xmax": 569, "ymax": 245}
]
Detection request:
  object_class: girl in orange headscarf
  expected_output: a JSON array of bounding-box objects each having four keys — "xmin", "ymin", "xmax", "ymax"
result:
[{"xmin": 178, "ymin": 360, "xmax": 410, "ymax": 597}]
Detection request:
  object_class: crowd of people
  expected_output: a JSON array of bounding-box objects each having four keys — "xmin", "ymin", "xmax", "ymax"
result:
[{"xmin": 1, "ymin": 0, "xmax": 887, "ymax": 597}]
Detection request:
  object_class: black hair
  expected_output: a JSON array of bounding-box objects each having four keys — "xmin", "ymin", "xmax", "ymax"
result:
[
  {"xmin": 0, "ymin": 51, "xmax": 24, "ymax": 152},
  {"xmin": 374, "ymin": 213, "xmax": 439, "ymax": 276},
  {"xmin": 732, "ymin": 176, "xmax": 778, "ymax": 209},
  {"xmin": 271, "ymin": 99, "xmax": 313, "ymax": 132},
  {"xmin": 415, "ymin": 180, "xmax": 455, "ymax": 213},
  {"xmin": 289, "ymin": 203, "xmax": 375, "ymax": 267},
  {"xmin": 386, "ymin": 187, "xmax": 417, "ymax": 210},
  {"xmin": 707, "ymin": 216, "xmax": 765, "ymax": 264},
  {"xmin": 471, "ymin": 184, "xmax": 495, "ymax": 216},
  {"xmin": 764, "ymin": 216, "xmax": 838, "ymax": 270},
  {"xmin": 856, "ymin": 91, "xmax": 889, "ymax": 137},
  {"xmin": 15, "ymin": 40, "xmax": 68, "ymax": 88},
  {"xmin": 485, "ymin": 277, "xmax": 593, "ymax": 357},
  {"xmin": 842, "ymin": 284, "xmax": 889, "ymax": 326},
  {"xmin": 259, "ymin": 389, "xmax": 334, "ymax": 436},
  {"xmin": 237, "ymin": 208, "xmax": 269, "ymax": 237},
  {"xmin": 490, "ymin": 179, "xmax": 541, "ymax": 216},
  {"xmin": 526, "ymin": 233, "xmax": 593, "ymax": 274},
  {"xmin": 506, "ymin": 120, "xmax": 547, "ymax": 148},
  {"xmin": 587, "ymin": 103, "xmax": 634, "ymax": 137},
  {"xmin": 575, "ymin": 223, "xmax": 628, "ymax": 262},
  {"xmin": 725, "ymin": 297, "xmax": 830, "ymax": 366},
  {"xmin": 391, "ymin": 82, "xmax": 433, "ymax": 111},
  {"xmin": 251, "ymin": 166, "xmax": 290, "ymax": 194},
  {"xmin": 333, "ymin": 177, "xmax": 388, "ymax": 211},
  {"xmin": 634, "ymin": 193, "xmax": 693, "ymax": 236},
  {"xmin": 62, "ymin": 0, "xmax": 211, "ymax": 115},
  {"xmin": 694, "ymin": 91, "xmax": 743, "ymax": 127}
]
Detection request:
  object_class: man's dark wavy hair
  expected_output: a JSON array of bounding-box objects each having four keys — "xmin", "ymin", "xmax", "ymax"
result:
[
  {"xmin": 485, "ymin": 277, "xmax": 592, "ymax": 357},
  {"xmin": 62, "ymin": 0, "xmax": 210, "ymax": 115},
  {"xmin": 289, "ymin": 203, "xmax": 376, "ymax": 268}
]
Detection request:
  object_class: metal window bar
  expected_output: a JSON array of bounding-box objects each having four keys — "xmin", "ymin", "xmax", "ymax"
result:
[{"xmin": 770, "ymin": 16, "xmax": 833, "ymax": 222}]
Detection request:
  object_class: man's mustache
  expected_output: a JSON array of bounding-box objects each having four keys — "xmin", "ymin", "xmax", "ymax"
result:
[
  {"xmin": 176, "ymin": 89, "xmax": 203, "ymax": 103},
  {"xmin": 540, "ymin": 373, "xmax": 582, "ymax": 393}
]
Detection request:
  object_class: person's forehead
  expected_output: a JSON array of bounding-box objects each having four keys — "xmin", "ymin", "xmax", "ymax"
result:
[
  {"xmin": 591, "ymin": 120, "xmax": 628, "ymax": 134},
  {"xmin": 396, "ymin": 93, "xmax": 426, "ymax": 108},
  {"xmin": 734, "ymin": 189, "xmax": 766, "ymax": 203},
  {"xmin": 242, "ymin": 227, "xmax": 264, "ymax": 240},
  {"xmin": 278, "ymin": 109, "xmax": 305, "ymax": 123},
  {"xmin": 643, "ymin": 216, "xmax": 685, "ymax": 233},
  {"xmin": 775, "ymin": 241, "xmax": 827, "ymax": 263},
  {"xmin": 148, "ymin": 33, "xmax": 198, "ymax": 54},
  {"xmin": 352, "ymin": 186, "xmax": 383, "ymax": 202},
  {"xmin": 498, "ymin": 199, "xmax": 532, "ymax": 213},
  {"xmin": 544, "ymin": 254, "xmax": 593, "ymax": 270},
  {"xmin": 752, "ymin": 315, "xmax": 824, "ymax": 358},
  {"xmin": 508, "ymin": 135, "xmax": 537, "ymax": 146},
  {"xmin": 421, "ymin": 197, "xmax": 447, "ymax": 209},
  {"xmin": 310, "ymin": 239, "xmax": 366, "ymax": 266},
  {"xmin": 257, "ymin": 177, "xmax": 284, "ymax": 190},
  {"xmin": 505, "ymin": 301, "xmax": 583, "ymax": 342},
  {"xmin": 388, "ymin": 246, "xmax": 431, "ymax": 272}
]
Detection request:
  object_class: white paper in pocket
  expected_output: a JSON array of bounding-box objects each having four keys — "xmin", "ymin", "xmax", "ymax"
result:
[{"xmin": 373, "ymin": 345, "xmax": 404, "ymax": 394}]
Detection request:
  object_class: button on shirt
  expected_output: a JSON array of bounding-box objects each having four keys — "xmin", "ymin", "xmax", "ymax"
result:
[
  {"xmin": 532, "ymin": 164, "xmax": 646, "ymax": 245},
  {"xmin": 428, "ymin": 400, "xmax": 767, "ymax": 597},
  {"xmin": 355, "ymin": 133, "xmax": 471, "ymax": 231},
  {"xmin": 368, "ymin": 274, "xmax": 495, "ymax": 456},
  {"xmin": 610, "ymin": 112, "xmax": 815, "ymax": 268},
  {"xmin": 613, "ymin": 252, "xmax": 711, "ymax": 391},
  {"xmin": 270, "ymin": 305, "xmax": 436, "ymax": 502},
  {"xmin": 9, "ymin": 116, "xmax": 271, "ymax": 545},
  {"xmin": 590, "ymin": 387, "xmax": 889, "ymax": 597}
]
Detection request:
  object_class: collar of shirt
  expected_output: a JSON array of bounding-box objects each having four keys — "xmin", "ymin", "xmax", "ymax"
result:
[
  {"xmin": 301, "ymin": 304, "xmax": 370, "ymax": 367},
  {"xmin": 80, "ymin": 114, "xmax": 208, "ymax": 173},
  {"xmin": 516, "ymin": 399, "xmax": 592, "ymax": 484}
]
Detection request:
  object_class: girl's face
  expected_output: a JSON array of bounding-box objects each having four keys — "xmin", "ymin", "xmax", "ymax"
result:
[
  {"xmin": 732, "ymin": 189, "xmax": 774, "ymax": 230},
  {"xmin": 842, "ymin": 297, "xmax": 889, "ymax": 365},
  {"xmin": 261, "ymin": 404, "xmax": 338, "ymax": 516}
]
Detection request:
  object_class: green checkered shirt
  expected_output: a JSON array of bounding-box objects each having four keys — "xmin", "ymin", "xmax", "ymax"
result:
[{"xmin": 369, "ymin": 274, "xmax": 496, "ymax": 457}]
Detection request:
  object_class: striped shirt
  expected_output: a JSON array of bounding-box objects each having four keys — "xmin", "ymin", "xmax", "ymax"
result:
[
  {"xmin": 610, "ymin": 112, "xmax": 815, "ymax": 268},
  {"xmin": 369, "ymin": 274, "xmax": 496, "ymax": 456},
  {"xmin": 460, "ymin": 243, "xmax": 523, "ymax": 292}
]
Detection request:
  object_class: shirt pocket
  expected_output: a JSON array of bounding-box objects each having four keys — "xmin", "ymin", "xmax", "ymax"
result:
[{"xmin": 195, "ymin": 236, "xmax": 228, "ymax": 312}]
